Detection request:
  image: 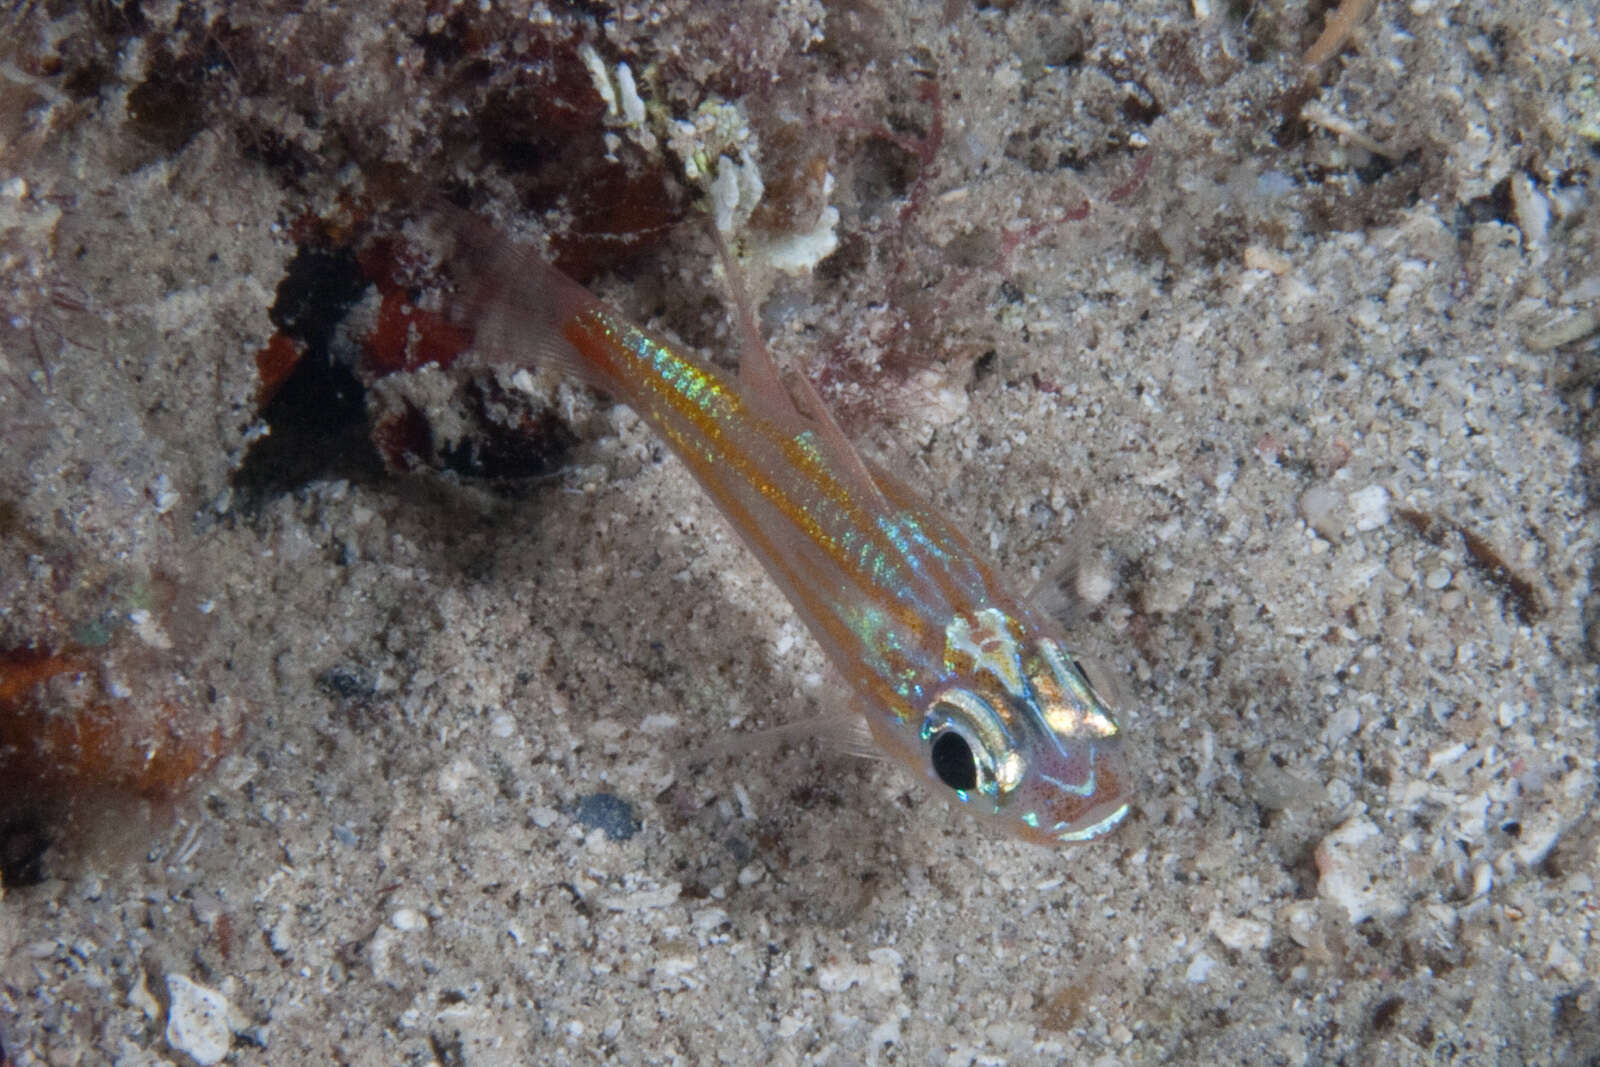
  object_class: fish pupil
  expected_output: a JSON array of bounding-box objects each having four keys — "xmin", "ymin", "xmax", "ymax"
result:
[{"xmin": 930, "ymin": 731, "xmax": 978, "ymax": 792}]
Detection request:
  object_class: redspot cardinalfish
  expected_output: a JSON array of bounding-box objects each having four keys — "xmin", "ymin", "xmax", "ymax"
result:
[{"xmin": 437, "ymin": 209, "xmax": 1130, "ymax": 845}]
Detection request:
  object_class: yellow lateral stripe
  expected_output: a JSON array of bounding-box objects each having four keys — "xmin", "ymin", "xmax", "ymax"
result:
[{"xmin": 570, "ymin": 312, "xmax": 933, "ymax": 633}]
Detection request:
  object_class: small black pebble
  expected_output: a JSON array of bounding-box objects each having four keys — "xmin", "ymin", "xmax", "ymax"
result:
[
  {"xmin": 573, "ymin": 793, "xmax": 639, "ymax": 841},
  {"xmin": 724, "ymin": 835, "xmax": 752, "ymax": 864},
  {"xmin": 315, "ymin": 667, "xmax": 372, "ymax": 701}
]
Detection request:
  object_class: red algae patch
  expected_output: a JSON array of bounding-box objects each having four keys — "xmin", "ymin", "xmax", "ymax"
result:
[{"xmin": 0, "ymin": 559, "xmax": 243, "ymax": 884}]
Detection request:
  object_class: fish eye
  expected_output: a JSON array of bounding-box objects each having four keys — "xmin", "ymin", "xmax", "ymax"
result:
[
  {"xmin": 929, "ymin": 730, "xmax": 978, "ymax": 792},
  {"xmin": 921, "ymin": 689, "xmax": 1022, "ymax": 799}
]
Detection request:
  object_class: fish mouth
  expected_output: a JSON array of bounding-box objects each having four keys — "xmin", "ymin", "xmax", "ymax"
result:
[
  {"xmin": 1051, "ymin": 798, "xmax": 1131, "ymax": 843},
  {"xmin": 1032, "ymin": 734, "xmax": 1132, "ymax": 844}
]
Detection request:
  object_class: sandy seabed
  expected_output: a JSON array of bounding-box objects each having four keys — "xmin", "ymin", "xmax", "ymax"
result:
[{"xmin": 1, "ymin": 1, "xmax": 1597, "ymax": 1064}]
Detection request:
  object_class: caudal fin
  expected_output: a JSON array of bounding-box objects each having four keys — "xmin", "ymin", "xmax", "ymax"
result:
[{"xmin": 428, "ymin": 202, "xmax": 611, "ymax": 390}]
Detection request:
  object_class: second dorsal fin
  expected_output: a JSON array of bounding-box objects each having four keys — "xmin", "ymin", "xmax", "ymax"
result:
[{"xmin": 708, "ymin": 228, "xmax": 890, "ymax": 506}]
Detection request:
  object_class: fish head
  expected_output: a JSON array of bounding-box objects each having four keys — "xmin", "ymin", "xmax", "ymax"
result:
[{"xmin": 907, "ymin": 608, "xmax": 1131, "ymax": 845}]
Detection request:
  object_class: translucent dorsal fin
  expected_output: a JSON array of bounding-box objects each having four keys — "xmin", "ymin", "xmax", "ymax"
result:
[
  {"xmin": 707, "ymin": 227, "xmax": 889, "ymax": 506},
  {"xmin": 779, "ymin": 365, "xmax": 891, "ymax": 504},
  {"xmin": 707, "ymin": 228, "xmax": 797, "ymax": 428}
]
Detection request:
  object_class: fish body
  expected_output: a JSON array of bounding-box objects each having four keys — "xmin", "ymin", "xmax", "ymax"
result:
[{"xmin": 450, "ymin": 221, "xmax": 1130, "ymax": 845}]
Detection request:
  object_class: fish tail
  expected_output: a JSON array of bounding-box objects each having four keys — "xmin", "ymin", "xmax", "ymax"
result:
[{"xmin": 429, "ymin": 202, "xmax": 613, "ymax": 391}]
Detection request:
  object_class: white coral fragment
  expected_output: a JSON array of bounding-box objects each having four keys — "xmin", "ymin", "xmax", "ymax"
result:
[
  {"xmin": 165, "ymin": 974, "xmax": 237, "ymax": 1066},
  {"xmin": 711, "ymin": 151, "xmax": 764, "ymax": 235},
  {"xmin": 1314, "ymin": 814, "xmax": 1405, "ymax": 924},
  {"xmin": 616, "ymin": 63, "xmax": 646, "ymax": 126},
  {"xmin": 760, "ymin": 204, "xmax": 840, "ymax": 274},
  {"xmin": 578, "ymin": 43, "xmax": 617, "ymax": 118}
]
